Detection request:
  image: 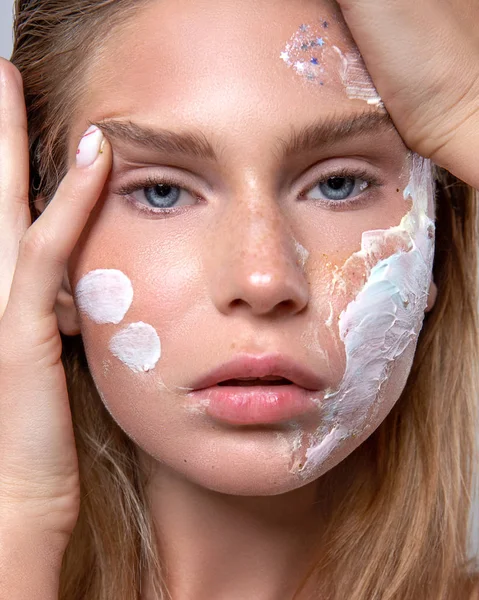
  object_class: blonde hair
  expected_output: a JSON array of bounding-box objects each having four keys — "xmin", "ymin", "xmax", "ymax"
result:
[{"xmin": 11, "ymin": 2, "xmax": 479, "ymax": 598}]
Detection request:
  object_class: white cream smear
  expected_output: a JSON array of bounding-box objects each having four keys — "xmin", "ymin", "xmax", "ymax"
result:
[
  {"xmin": 332, "ymin": 46, "xmax": 383, "ymax": 107},
  {"xmin": 109, "ymin": 322, "xmax": 161, "ymax": 373},
  {"xmin": 75, "ymin": 269, "xmax": 133, "ymax": 324},
  {"xmin": 292, "ymin": 155, "xmax": 435, "ymax": 478},
  {"xmin": 294, "ymin": 239, "xmax": 310, "ymax": 269}
]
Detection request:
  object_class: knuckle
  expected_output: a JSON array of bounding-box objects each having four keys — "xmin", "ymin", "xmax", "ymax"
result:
[{"xmin": 19, "ymin": 228, "xmax": 53, "ymax": 259}]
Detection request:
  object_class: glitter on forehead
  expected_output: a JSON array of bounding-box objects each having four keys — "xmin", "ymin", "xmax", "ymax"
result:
[
  {"xmin": 280, "ymin": 18, "xmax": 384, "ymax": 105},
  {"xmin": 280, "ymin": 18, "xmax": 330, "ymax": 84}
]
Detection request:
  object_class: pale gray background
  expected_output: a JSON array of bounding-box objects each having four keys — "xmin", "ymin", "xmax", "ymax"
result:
[
  {"xmin": 1, "ymin": 0, "xmax": 478, "ymax": 561},
  {"xmin": 0, "ymin": 0, "xmax": 13, "ymax": 59}
]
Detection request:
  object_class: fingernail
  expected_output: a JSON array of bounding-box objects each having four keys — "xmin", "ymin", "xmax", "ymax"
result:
[{"xmin": 76, "ymin": 125, "xmax": 104, "ymax": 168}]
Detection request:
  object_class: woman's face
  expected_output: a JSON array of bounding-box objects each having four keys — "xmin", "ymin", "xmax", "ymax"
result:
[{"xmin": 64, "ymin": 0, "xmax": 436, "ymax": 495}]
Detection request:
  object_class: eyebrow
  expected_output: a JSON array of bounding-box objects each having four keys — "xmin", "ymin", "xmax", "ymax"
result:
[{"xmin": 91, "ymin": 111, "xmax": 394, "ymax": 162}]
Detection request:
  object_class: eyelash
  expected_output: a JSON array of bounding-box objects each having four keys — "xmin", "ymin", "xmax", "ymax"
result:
[
  {"xmin": 116, "ymin": 167, "xmax": 383, "ymax": 216},
  {"xmin": 300, "ymin": 167, "xmax": 382, "ymax": 210}
]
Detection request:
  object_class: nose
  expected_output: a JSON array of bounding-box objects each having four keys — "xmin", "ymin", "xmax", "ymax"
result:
[{"xmin": 208, "ymin": 192, "xmax": 310, "ymax": 318}]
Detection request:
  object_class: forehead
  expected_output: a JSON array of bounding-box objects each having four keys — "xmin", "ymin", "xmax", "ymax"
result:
[{"xmin": 80, "ymin": 0, "xmax": 378, "ymax": 134}]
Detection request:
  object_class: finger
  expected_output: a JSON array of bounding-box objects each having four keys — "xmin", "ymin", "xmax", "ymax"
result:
[
  {"xmin": 4, "ymin": 126, "xmax": 112, "ymax": 323},
  {"xmin": 0, "ymin": 59, "xmax": 31, "ymax": 315}
]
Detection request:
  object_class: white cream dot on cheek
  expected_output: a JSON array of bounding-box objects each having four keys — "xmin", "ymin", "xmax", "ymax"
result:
[
  {"xmin": 75, "ymin": 269, "xmax": 133, "ymax": 324},
  {"xmin": 109, "ymin": 322, "xmax": 161, "ymax": 373}
]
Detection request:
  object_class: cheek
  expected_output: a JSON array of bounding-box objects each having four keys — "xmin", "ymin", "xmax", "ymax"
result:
[
  {"xmin": 293, "ymin": 159, "xmax": 435, "ymax": 481},
  {"xmin": 69, "ymin": 202, "xmax": 207, "ymax": 392},
  {"xmin": 72, "ymin": 198, "xmax": 205, "ymax": 326}
]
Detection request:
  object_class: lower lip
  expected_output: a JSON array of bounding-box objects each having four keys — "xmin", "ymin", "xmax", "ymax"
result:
[{"xmin": 188, "ymin": 385, "xmax": 320, "ymax": 425}]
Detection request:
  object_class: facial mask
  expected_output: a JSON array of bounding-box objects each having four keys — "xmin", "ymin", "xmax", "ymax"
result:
[{"xmin": 292, "ymin": 155, "xmax": 436, "ymax": 478}]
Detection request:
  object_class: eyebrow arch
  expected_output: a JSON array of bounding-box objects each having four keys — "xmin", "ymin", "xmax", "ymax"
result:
[
  {"xmin": 275, "ymin": 111, "xmax": 395, "ymax": 160},
  {"xmin": 91, "ymin": 111, "xmax": 394, "ymax": 163},
  {"xmin": 91, "ymin": 118, "xmax": 218, "ymax": 160}
]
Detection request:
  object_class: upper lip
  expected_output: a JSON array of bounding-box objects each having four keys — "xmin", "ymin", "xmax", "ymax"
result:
[{"xmin": 189, "ymin": 353, "xmax": 323, "ymax": 391}]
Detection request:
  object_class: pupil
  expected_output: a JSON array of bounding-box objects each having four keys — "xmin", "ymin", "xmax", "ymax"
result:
[
  {"xmin": 319, "ymin": 176, "xmax": 355, "ymax": 201},
  {"xmin": 328, "ymin": 177, "xmax": 346, "ymax": 190},
  {"xmin": 155, "ymin": 184, "xmax": 171, "ymax": 196}
]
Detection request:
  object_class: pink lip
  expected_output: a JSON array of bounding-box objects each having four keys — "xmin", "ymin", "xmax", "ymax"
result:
[
  {"xmin": 189, "ymin": 353, "xmax": 323, "ymax": 391},
  {"xmin": 187, "ymin": 353, "xmax": 323, "ymax": 426}
]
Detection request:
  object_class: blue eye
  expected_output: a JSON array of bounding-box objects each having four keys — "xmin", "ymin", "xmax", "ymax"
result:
[
  {"xmin": 144, "ymin": 184, "xmax": 181, "ymax": 208},
  {"xmin": 117, "ymin": 175, "xmax": 200, "ymax": 214},
  {"xmin": 320, "ymin": 177, "xmax": 355, "ymax": 200},
  {"xmin": 310, "ymin": 175, "xmax": 369, "ymax": 201}
]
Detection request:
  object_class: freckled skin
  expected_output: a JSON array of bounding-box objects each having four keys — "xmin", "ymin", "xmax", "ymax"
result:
[{"xmin": 63, "ymin": 0, "xmax": 434, "ymax": 499}]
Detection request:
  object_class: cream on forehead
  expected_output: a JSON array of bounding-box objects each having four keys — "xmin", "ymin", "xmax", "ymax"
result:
[
  {"xmin": 295, "ymin": 155, "xmax": 435, "ymax": 478},
  {"xmin": 75, "ymin": 269, "xmax": 133, "ymax": 324},
  {"xmin": 332, "ymin": 46, "xmax": 383, "ymax": 106},
  {"xmin": 109, "ymin": 322, "xmax": 161, "ymax": 373},
  {"xmin": 279, "ymin": 19, "xmax": 383, "ymax": 107}
]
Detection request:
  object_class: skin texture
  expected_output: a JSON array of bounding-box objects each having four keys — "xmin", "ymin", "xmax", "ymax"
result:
[{"xmin": 51, "ymin": 0, "xmax": 437, "ymax": 597}]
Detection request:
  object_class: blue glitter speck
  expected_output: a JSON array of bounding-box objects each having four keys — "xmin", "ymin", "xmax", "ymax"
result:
[
  {"xmin": 311, "ymin": 57, "xmax": 319, "ymax": 65},
  {"xmin": 299, "ymin": 24, "xmax": 309, "ymax": 32},
  {"xmin": 316, "ymin": 37, "xmax": 325, "ymax": 47}
]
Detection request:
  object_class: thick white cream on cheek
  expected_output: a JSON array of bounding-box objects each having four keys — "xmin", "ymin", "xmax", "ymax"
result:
[
  {"xmin": 109, "ymin": 322, "xmax": 161, "ymax": 373},
  {"xmin": 74, "ymin": 269, "xmax": 162, "ymax": 373},
  {"xmin": 294, "ymin": 155, "xmax": 435, "ymax": 478},
  {"xmin": 75, "ymin": 268, "xmax": 133, "ymax": 324}
]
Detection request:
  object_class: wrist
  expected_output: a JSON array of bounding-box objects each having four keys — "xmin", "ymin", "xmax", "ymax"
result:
[
  {"xmin": 0, "ymin": 519, "xmax": 68, "ymax": 570},
  {"xmin": 431, "ymin": 104, "xmax": 479, "ymax": 189},
  {"xmin": 406, "ymin": 76, "xmax": 479, "ymax": 189},
  {"xmin": 0, "ymin": 526, "xmax": 65, "ymax": 600}
]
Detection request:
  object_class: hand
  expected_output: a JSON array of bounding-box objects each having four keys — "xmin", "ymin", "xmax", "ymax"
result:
[
  {"xmin": 0, "ymin": 58, "xmax": 111, "ymax": 555},
  {"xmin": 336, "ymin": 0, "xmax": 479, "ymax": 188}
]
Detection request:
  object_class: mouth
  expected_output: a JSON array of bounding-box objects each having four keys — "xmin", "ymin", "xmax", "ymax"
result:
[
  {"xmin": 190, "ymin": 353, "xmax": 323, "ymax": 392},
  {"xmin": 217, "ymin": 376, "xmax": 294, "ymax": 387},
  {"xmin": 187, "ymin": 354, "xmax": 323, "ymax": 425},
  {"xmin": 189, "ymin": 381, "xmax": 319, "ymax": 426}
]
